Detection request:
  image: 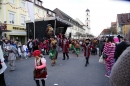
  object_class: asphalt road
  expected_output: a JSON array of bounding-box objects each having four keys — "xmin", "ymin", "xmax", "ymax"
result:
[{"xmin": 4, "ymin": 51, "xmax": 109, "ymax": 86}]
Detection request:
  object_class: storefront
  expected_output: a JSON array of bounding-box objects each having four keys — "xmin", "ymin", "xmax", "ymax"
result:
[{"xmin": 4, "ymin": 26, "xmax": 27, "ymax": 44}]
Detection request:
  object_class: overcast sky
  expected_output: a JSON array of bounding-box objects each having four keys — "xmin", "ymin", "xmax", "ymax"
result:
[{"xmin": 42, "ymin": 0, "xmax": 130, "ymax": 36}]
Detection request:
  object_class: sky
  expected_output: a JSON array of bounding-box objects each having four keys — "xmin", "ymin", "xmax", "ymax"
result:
[{"xmin": 41, "ymin": 0, "xmax": 130, "ymax": 36}]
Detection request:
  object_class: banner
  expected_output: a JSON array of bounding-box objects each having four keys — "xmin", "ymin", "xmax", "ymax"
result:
[{"xmin": 26, "ymin": 1, "xmax": 34, "ymax": 23}]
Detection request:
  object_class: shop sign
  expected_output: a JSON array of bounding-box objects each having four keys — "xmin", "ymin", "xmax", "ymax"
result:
[{"xmin": 13, "ymin": 27, "xmax": 26, "ymax": 30}]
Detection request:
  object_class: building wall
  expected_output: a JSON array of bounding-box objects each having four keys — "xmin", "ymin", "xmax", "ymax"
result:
[
  {"xmin": 34, "ymin": 6, "xmax": 47, "ymax": 19},
  {"xmin": 66, "ymin": 24, "xmax": 85, "ymax": 39},
  {"xmin": 0, "ymin": 0, "xmax": 47, "ymax": 43},
  {"xmin": 123, "ymin": 24, "xmax": 130, "ymax": 36}
]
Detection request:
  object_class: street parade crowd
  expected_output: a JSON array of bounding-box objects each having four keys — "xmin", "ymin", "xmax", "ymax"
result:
[{"xmin": 0, "ymin": 25, "xmax": 130, "ymax": 86}]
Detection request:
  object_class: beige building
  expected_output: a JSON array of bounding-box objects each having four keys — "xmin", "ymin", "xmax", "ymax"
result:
[{"xmin": 0, "ymin": 0, "xmax": 48, "ymax": 43}]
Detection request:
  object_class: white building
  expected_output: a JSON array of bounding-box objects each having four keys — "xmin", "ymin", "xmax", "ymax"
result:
[
  {"xmin": 53, "ymin": 8, "xmax": 85, "ymax": 39},
  {"xmin": 75, "ymin": 18, "xmax": 90, "ymax": 34}
]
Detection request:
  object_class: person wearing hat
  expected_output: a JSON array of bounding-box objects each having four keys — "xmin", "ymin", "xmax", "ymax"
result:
[
  {"xmin": 61, "ymin": 37, "xmax": 69, "ymax": 60},
  {"xmin": 33, "ymin": 50, "xmax": 47, "ymax": 86},
  {"xmin": 82, "ymin": 39, "xmax": 92, "ymax": 67},
  {"xmin": 114, "ymin": 36, "xmax": 130, "ymax": 62},
  {"xmin": 46, "ymin": 24, "xmax": 54, "ymax": 38},
  {"xmin": 49, "ymin": 37, "xmax": 57, "ymax": 66}
]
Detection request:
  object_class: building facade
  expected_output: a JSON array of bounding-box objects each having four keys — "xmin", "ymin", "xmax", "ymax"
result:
[
  {"xmin": 75, "ymin": 18, "xmax": 90, "ymax": 34},
  {"xmin": 116, "ymin": 13, "xmax": 130, "ymax": 37},
  {"xmin": 53, "ymin": 8, "xmax": 85, "ymax": 39},
  {"xmin": 0, "ymin": 0, "xmax": 48, "ymax": 43}
]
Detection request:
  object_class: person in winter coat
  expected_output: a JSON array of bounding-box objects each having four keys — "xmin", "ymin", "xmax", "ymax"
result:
[
  {"xmin": 61, "ymin": 37, "xmax": 69, "ymax": 60},
  {"xmin": 0, "ymin": 46, "xmax": 7, "ymax": 86},
  {"xmin": 82, "ymin": 39, "xmax": 92, "ymax": 67},
  {"xmin": 33, "ymin": 50, "xmax": 47, "ymax": 86},
  {"xmin": 8, "ymin": 50, "xmax": 16, "ymax": 71},
  {"xmin": 22, "ymin": 43, "xmax": 28, "ymax": 59},
  {"xmin": 33, "ymin": 39, "xmax": 39, "ymax": 52},
  {"xmin": 114, "ymin": 38, "xmax": 130, "ymax": 62},
  {"xmin": 109, "ymin": 46, "xmax": 130, "ymax": 86},
  {"xmin": 98, "ymin": 39, "xmax": 105, "ymax": 56},
  {"xmin": 27, "ymin": 39, "xmax": 33, "ymax": 57}
]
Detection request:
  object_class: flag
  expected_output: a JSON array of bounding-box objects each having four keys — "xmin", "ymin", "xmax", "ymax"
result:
[{"xmin": 26, "ymin": 1, "xmax": 34, "ymax": 23}]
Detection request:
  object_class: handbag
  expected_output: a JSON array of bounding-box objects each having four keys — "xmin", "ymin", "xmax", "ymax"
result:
[
  {"xmin": 99, "ymin": 55, "xmax": 105, "ymax": 64},
  {"xmin": 102, "ymin": 52, "xmax": 108, "ymax": 59}
]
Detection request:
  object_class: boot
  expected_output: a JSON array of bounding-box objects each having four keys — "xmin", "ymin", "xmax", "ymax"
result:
[
  {"xmin": 85, "ymin": 63, "xmax": 87, "ymax": 67},
  {"xmin": 67, "ymin": 56, "xmax": 69, "ymax": 60}
]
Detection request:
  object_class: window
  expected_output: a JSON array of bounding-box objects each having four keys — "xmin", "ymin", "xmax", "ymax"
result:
[
  {"xmin": 87, "ymin": 13, "xmax": 88, "ymax": 15},
  {"xmin": 87, "ymin": 18, "xmax": 88, "ymax": 20},
  {"xmin": 39, "ymin": 1, "xmax": 41, "ymax": 5},
  {"xmin": 40, "ymin": 2, "xmax": 42, "ymax": 6},
  {"xmin": 21, "ymin": 16, "xmax": 25, "ymax": 25},
  {"xmin": 32, "ymin": 0, "xmax": 34, "ymax": 2},
  {"xmin": 9, "ymin": 12, "xmax": 15, "ymax": 24},
  {"xmin": 52, "ymin": 13, "xmax": 55, "ymax": 17},
  {"xmin": 38, "ymin": 9, "xmax": 40, "ymax": 14},
  {"xmin": 21, "ymin": 2, "xmax": 25, "ymax": 8},
  {"xmin": 35, "ymin": 0, "xmax": 38, "ymax": 4},
  {"xmin": 43, "ymin": 11, "xmax": 44, "ymax": 15},
  {"xmin": 48, "ymin": 11, "xmax": 51, "ymax": 15},
  {"xmin": 9, "ymin": 0, "xmax": 14, "ymax": 4}
]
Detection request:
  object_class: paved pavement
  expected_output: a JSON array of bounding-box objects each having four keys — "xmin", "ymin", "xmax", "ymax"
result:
[{"xmin": 4, "ymin": 51, "xmax": 109, "ymax": 86}]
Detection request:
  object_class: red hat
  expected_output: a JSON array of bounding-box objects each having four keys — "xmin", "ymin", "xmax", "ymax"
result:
[{"xmin": 33, "ymin": 50, "xmax": 41, "ymax": 57}]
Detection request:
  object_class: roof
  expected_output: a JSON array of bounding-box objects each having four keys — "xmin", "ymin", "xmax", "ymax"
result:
[
  {"xmin": 75, "ymin": 18, "xmax": 85, "ymax": 25},
  {"xmin": 111, "ymin": 22, "xmax": 116, "ymax": 26},
  {"xmin": 86, "ymin": 9, "xmax": 90, "ymax": 12},
  {"xmin": 53, "ymin": 8, "xmax": 84, "ymax": 30},
  {"xmin": 117, "ymin": 13, "xmax": 130, "ymax": 25},
  {"xmin": 101, "ymin": 28, "xmax": 110, "ymax": 35},
  {"xmin": 26, "ymin": 0, "xmax": 51, "ymax": 11}
]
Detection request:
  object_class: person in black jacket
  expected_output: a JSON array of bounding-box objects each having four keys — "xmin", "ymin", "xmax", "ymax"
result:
[{"xmin": 114, "ymin": 37, "xmax": 130, "ymax": 62}]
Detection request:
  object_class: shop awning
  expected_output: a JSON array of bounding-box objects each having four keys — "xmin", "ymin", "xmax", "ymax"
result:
[{"xmin": 7, "ymin": 31, "xmax": 26, "ymax": 35}]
